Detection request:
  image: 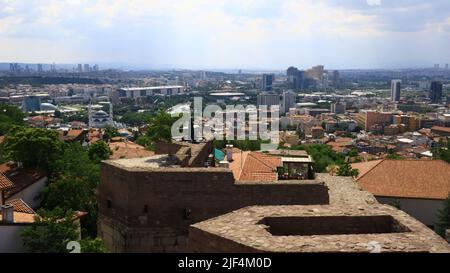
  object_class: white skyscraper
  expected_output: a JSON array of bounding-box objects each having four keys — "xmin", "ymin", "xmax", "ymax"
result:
[{"xmin": 391, "ymin": 79, "xmax": 401, "ymax": 102}]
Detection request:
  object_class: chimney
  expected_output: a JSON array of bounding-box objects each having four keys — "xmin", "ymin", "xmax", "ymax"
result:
[
  {"xmin": 226, "ymin": 144, "xmax": 233, "ymax": 162},
  {"xmin": 1, "ymin": 204, "xmax": 14, "ymax": 223}
]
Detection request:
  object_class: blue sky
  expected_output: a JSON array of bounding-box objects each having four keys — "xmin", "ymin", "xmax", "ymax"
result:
[{"xmin": 1, "ymin": 0, "xmax": 450, "ymax": 69}]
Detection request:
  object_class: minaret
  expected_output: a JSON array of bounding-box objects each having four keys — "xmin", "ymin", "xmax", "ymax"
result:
[{"xmin": 109, "ymin": 101, "xmax": 114, "ymax": 127}]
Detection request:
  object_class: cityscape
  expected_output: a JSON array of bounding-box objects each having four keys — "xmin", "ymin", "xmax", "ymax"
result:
[{"xmin": 0, "ymin": 0, "xmax": 450, "ymax": 265}]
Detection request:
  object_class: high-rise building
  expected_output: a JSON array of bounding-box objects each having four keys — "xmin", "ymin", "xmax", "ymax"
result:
[
  {"xmin": 83, "ymin": 64, "xmax": 90, "ymax": 73},
  {"xmin": 77, "ymin": 64, "xmax": 83, "ymax": 73},
  {"xmin": 93, "ymin": 64, "xmax": 99, "ymax": 72},
  {"xmin": 261, "ymin": 74, "xmax": 274, "ymax": 91},
  {"xmin": 286, "ymin": 67, "xmax": 304, "ymax": 90},
  {"xmin": 391, "ymin": 79, "xmax": 401, "ymax": 102},
  {"xmin": 200, "ymin": 71, "xmax": 207, "ymax": 81},
  {"xmin": 434, "ymin": 64, "xmax": 440, "ymax": 69},
  {"xmin": 281, "ymin": 91, "xmax": 296, "ymax": 114},
  {"xmin": 22, "ymin": 96, "xmax": 41, "ymax": 112},
  {"xmin": 37, "ymin": 64, "xmax": 43, "ymax": 73},
  {"xmin": 9, "ymin": 63, "xmax": 20, "ymax": 73},
  {"xmin": 430, "ymin": 81, "xmax": 443, "ymax": 104},
  {"xmin": 446, "ymin": 64, "xmax": 449, "ymax": 69},
  {"xmin": 51, "ymin": 63, "xmax": 57, "ymax": 73},
  {"xmin": 331, "ymin": 102, "xmax": 346, "ymax": 114},
  {"xmin": 332, "ymin": 70, "xmax": 341, "ymax": 89},
  {"xmin": 257, "ymin": 92, "xmax": 279, "ymax": 108}
]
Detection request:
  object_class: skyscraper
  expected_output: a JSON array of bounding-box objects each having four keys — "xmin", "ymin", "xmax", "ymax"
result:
[
  {"xmin": 286, "ymin": 66, "xmax": 304, "ymax": 90},
  {"xmin": 37, "ymin": 64, "xmax": 43, "ymax": 73},
  {"xmin": 391, "ymin": 79, "xmax": 401, "ymax": 102},
  {"xmin": 84, "ymin": 64, "xmax": 90, "ymax": 73},
  {"xmin": 261, "ymin": 74, "xmax": 274, "ymax": 91},
  {"xmin": 332, "ymin": 70, "xmax": 341, "ymax": 89},
  {"xmin": 77, "ymin": 64, "xmax": 83, "ymax": 73},
  {"xmin": 281, "ymin": 91, "xmax": 296, "ymax": 114},
  {"xmin": 430, "ymin": 81, "xmax": 443, "ymax": 104}
]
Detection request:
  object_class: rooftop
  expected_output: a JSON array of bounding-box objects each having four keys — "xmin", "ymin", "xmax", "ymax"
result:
[
  {"xmin": 120, "ymin": 86, "xmax": 183, "ymax": 91},
  {"xmin": 190, "ymin": 204, "xmax": 450, "ymax": 253},
  {"xmin": 352, "ymin": 159, "xmax": 450, "ymax": 200}
]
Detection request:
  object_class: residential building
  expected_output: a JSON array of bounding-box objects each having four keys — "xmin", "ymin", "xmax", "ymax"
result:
[
  {"xmin": 117, "ymin": 86, "xmax": 185, "ymax": 99},
  {"xmin": 355, "ymin": 110, "xmax": 393, "ymax": 131},
  {"xmin": 352, "ymin": 159, "xmax": 450, "ymax": 228},
  {"xmin": 257, "ymin": 92, "xmax": 279, "ymax": 108},
  {"xmin": 281, "ymin": 91, "xmax": 296, "ymax": 114},
  {"xmin": 331, "ymin": 102, "xmax": 346, "ymax": 114}
]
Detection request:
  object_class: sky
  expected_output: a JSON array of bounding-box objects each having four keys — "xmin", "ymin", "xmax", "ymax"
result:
[{"xmin": 1, "ymin": 0, "xmax": 450, "ymax": 70}]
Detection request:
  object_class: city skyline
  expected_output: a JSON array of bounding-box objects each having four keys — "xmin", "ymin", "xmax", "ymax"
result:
[{"xmin": 1, "ymin": 0, "xmax": 450, "ymax": 70}]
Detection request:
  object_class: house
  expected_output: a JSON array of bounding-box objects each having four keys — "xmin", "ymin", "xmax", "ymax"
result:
[
  {"xmin": 351, "ymin": 159, "xmax": 450, "ymax": 228},
  {"xmin": 0, "ymin": 172, "xmax": 38, "ymax": 252},
  {"xmin": 0, "ymin": 162, "xmax": 48, "ymax": 209}
]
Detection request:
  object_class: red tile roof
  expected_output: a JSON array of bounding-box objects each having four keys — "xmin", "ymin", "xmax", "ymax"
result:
[
  {"xmin": 0, "ymin": 173, "xmax": 14, "ymax": 191},
  {"xmin": 230, "ymin": 151, "xmax": 282, "ymax": 182},
  {"xmin": 6, "ymin": 198, "xmax": 36, "ymax": 214},
  {"xmin": 0, "ymin": 163, "xmax": 47, "ymax": 199},
  {"xmin": 353, "ymin": 159, "xmax": 450, "ymax": 200}
]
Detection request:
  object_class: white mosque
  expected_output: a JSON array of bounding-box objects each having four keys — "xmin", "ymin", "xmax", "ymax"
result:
[{"xmin": 88, "ymin": 102, "xmax": 114, "ymax": 128}]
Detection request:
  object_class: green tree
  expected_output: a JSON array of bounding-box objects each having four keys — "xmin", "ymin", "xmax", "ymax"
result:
[
  {"xmin": 347, "ymin": 147, "xmax": 359, "ymax": 157},
  {"xmin": 21, "ymin": 208, "xmax": 79, "ymax": 253},
  {"xmin": 80, "ymin": 237, "xmax": 108, "ymax": 253},
  {"xmin": 87, "ymin": 141, "xmax": 111, "ymax": 163},
  {"xmin": 147, "ymin": 109, "xmax": 180, "ymax": 143},
  {"xmin": 0, "ymin": 104, "xmax": 25, "ymax": 135},
  {"xmin": 433, "ymin": 138, "xmax": 450, "ymax": 163},
  {"xmin": 336, "ymin": 162, "xmax": 359, "ymax": 178},
  {"xmin": 103, "ymin": 126, "xmax": 119, "ymax": 141},
  {"xmin": 435, "ymin": 193, "xmax": 450, "ymax": 237},
  {"xmin": 41, "ymin": 143, "xmax": 100, "ymax": 237},
  {"xmin": 1, "ymin": 127, "xmax": 62, "ymax": 171},
  {"xmin": 289, "ymin": 144, "xmax": 345, "ymax": 172}
]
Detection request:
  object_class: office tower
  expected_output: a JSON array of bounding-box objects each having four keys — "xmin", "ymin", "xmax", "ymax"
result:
[
  {"xmin": 391, "ymin": 79, "xmax": 401, "ymax": 102},
  {"xmin": 37, "ymin": 64, "xmax": 43, "ymax": 73},
  {"xmin": 446, "ymin": 64, "xmax": 449, "ymax": 69},
  {"xmin": 287, "ymin": 66, "xmax": 304, "ymax": 90},
  {"xmin": 430, "ymin": 81, "xmax": 443, "ymax": 104},
  {"xmin": 281, "ymin": 91, "xmax": 296, "ymax": 114},
  {"xmin": 238, "ymin": 69, "xmax": 242, "ymax": 75},
  {"xmin": 261, "ymin": 74, "xmax": 274, "ymax": 91},
  {"xmin": 93, "ymin": 64, "xmax": 99, "ymax": 72},
  {"xmin": 77, "ymin": 64, "xmax": 83, "ymax": 73},
  {"xmin": 22, "ymin": 96, "xmax": 41, "ymax": 112},
  {"xmin": 434, "ymin": 64, "xmax": 440, "ymax": 69},
  {"xmin": 331, "ymin": 102, "xmax": 346, "ymax": 114},
  {"xmin": 51, "ymin": 63, "xmax": 57, "ymax": 73},
  {"xmin": 257, "ymin": 92, "xmax": 280, "ymax": 108},
  {"xmin": 332, "ymin": 70, "xmax": 340, "ymax": 89},
  {"xmin": 9, "ymin": 63, "xmax": 20, "ymax": 73},
  {"xmin": 200, "ymin": 71, "xmax": 207, "ymax": 81},
  {"xmin": 84, "ymin": 64, "xmax": 90, "ymax": 73}
]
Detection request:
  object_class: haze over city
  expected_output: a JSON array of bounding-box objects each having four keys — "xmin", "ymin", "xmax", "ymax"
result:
[{"xmin": 1, "ymin": 0, "xmax": 450, "ymax": 69}]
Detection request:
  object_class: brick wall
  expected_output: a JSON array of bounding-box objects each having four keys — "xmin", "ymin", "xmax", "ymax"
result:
[{"xmin": 97, "ymin": 162, "xmax": 329, "ymax": 252}]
